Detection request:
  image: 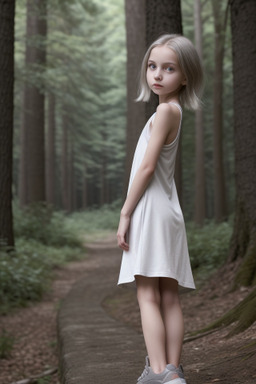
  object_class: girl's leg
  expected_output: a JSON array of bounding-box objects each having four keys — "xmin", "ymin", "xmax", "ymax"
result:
[
  {"xmin": 159, "ymin": 277, "xmax": 184, "ymax": 367},
  {"xmin": 135, "ymin": 275, "xmax": 166, "ymax": 374}
]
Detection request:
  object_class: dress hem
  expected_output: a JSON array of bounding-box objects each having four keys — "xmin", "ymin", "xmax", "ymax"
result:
[{"xmin": 117, "ymin": 272, "xmax": 195, "ymax": 293}]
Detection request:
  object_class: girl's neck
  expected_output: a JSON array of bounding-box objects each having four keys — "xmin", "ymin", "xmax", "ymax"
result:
[{"xmin": 159, "ymin": 96, "xmax": 180, "ymax": 105}]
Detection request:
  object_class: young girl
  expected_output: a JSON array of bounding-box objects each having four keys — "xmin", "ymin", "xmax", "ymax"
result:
[{"xmin": 117, "ymin": 34, "xmax": 203, "ymax": 384}]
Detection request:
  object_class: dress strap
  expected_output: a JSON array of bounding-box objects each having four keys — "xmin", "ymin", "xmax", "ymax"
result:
[{"xmin": 168, "ymin": 101, "xmax": 182, "ymax": 114}]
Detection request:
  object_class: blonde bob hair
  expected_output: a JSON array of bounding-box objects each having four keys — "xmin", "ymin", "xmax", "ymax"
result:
[{"xmin": 136, "ymin": 34, "xmax": 204, "ymax": 110}]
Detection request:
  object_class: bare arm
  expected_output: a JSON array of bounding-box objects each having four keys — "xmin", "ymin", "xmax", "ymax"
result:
[{"xmin": 117, "ymin": 103, "xmax": 180, "ymax": 250}]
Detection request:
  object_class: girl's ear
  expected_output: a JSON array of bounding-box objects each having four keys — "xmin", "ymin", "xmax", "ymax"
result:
[{"xmin": 181, "ymin": 77, "xmax": 187, "ymax": 86}]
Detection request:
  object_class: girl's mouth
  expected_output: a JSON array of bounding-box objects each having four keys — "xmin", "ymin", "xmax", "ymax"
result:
[{"xmin": 153, "ymin": 83, "xmax": 163, "ymax": 88}]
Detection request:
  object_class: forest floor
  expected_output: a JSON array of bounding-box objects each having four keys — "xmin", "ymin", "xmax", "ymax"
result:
[{"xmin": 0, "ymin": 233, "xmax": 256, "ymax": 384}]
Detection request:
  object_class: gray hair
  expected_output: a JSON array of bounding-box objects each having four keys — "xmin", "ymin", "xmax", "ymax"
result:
[{"xmin": 136, "ymin": 34, "xmax": 204, "ymax": 110}]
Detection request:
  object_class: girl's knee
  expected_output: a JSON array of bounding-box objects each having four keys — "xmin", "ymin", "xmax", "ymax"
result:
[
  {"xmin": 160, "ymin": 278, "xmax": 180, "ymax": 307},
  {"xmin": 136, "ymin": 276, "xmax": 161, "ymax": 306}
]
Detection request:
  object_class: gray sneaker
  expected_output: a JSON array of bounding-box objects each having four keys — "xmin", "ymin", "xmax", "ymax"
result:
[
  {"xmin": 166, "ymin": 363, "xmax": 186, "ymax": 384},
  {"xmin": 137, "ymin": 357, "xmax": 182, "ymax": 384}
]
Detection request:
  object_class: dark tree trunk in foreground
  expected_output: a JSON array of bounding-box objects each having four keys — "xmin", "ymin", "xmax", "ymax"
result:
[
  {"xmin": 0, "ymin": 0, "xmax": 15, "ymax": 247},
  {"xmin": 194, "ymin": 0, "xmax": 206, "ymax": 225},
  {"xmin": 212, "ymin": 0, "xmax": 228, "ymax": 222},
  {"xmin": 145, "ymin": 0, "xmax": 183, "ymax": 118},
  {"xmin": 124, "ymin": 0, "xmax": 183, "ymax": 200},
  {"xmin": 124, "ymin": 0, "xmax": 146, "ymax": 191},
  {"xmin": 146, "ymin": 0, "xmax": 183, "ymax": 203},
  {"xmin": 19, "ymin": 0, "xmax": 47, "ymax": 206},
  {"xmin": 229, "ymin": 0, "xmax": 256, "ymax": 287}
]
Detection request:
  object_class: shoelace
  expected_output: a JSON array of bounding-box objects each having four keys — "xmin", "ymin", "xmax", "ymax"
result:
[{"xmin": 137, "ymin": 365, "xmax": 149, "ymax": 381}]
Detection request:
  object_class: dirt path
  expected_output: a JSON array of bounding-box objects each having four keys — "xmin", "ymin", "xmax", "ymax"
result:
[{"xmin": 0, "ymin": 234, "xmax": 255, "ymax": 384}]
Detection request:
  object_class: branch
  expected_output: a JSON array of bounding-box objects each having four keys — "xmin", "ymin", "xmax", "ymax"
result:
[
  {"xmin": 11, "ymin": 367, "xmax": 57, "ymax": 384},
  {"xmin": 183, "ymin": 327, "xmax": 223, "ymax": 343}
]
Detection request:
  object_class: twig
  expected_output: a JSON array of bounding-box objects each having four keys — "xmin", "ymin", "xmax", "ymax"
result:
[{"xmin": 11, "ymin": 367, "xmax": 58, "ymax": 384}]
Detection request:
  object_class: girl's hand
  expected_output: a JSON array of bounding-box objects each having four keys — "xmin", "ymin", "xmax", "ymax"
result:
[{"xmin": 117, "ymin": 213, "xmax": 130, "ymax": 251}]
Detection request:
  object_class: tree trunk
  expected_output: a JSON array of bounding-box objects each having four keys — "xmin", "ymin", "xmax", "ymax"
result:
[
  {"xmin": 145, "ymin": 0, "xmax": 183, "ymax": 119},
  {"xmin": 145, "ymin": 0, "xmax": 183, "ymax": 202},
  {"xmin": 82, "ymin": 164, "xmax": 88, "ymax": 209},
  {"xmin": 61, "ymin": 113, "xmax": 69, "ymax": 211},
  {"xmin": 68, "ymin": 136, "xmax": 74, "ymax": 213},
  {"xmin": 19, "ymin": 0, "xmax": 47, "ymax": 206},
  {"xmin": 194, "ymin": 0, "xmax": 206, "ymax": 225},
  {"xmin": 124, "ymin": 0, "xmax": 146, "ymax": 192},
  {"xmin": 46, "ymin": 93, "xmax": 56, "ymax": 206},
  {"xmin": 211, "ymin": 0, "xmax": 228, "ymax": 222},
  {"xmin": 229, "ymin": 0, "xmax": 256, "ymax": 287},
  {"xmin": 0, "ymin": 0, "xmax": 15, "ymax": 247}
]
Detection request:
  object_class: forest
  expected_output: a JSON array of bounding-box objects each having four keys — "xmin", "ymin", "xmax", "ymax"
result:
[{"xmin": 0, "ymin": 0, "xmax": 256, "ymax": 381}]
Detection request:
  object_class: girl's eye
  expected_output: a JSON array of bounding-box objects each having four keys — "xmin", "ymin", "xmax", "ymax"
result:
[
  {"xmin": 166, "ymin": 66, "xmax": 174, "ymax": 72},
  {"xmin": 148, "ymin": 63, "xmax": 156, "ymax": 70}
]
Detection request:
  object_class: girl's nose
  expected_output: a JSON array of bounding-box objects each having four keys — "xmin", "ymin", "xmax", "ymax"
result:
[{"xmin": 154, "ymin": 69, "xmax": 162, "ymax": 80}]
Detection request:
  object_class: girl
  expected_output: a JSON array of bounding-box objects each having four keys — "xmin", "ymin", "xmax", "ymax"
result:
[{"xmin": 117, "ymin": 34, "xmax": 203, "ymax": 384}]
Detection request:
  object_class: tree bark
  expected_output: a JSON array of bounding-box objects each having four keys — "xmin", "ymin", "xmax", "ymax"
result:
[
  {"xmin": 0, "ymin": 0, "xmax": 15, "ymax": 247},
  {"xmin": 124, "ymin": 0, "xmax": 146, "ymax": 192},
  {"xmin": 145, "ymin": 0, "xmax": 183, "ymax": 203},
  {"xmin": 46, "ymin": 93, "xmax": 56, "ymax": 206},
  {"xmin": 211, "ymin": 0, "xmax": 228, "ymax": 222},
  {"xmin": 229, "ymin": 0, "xmax": 256, "ymax": 287},
  {"xmin": 194, "ymin": 0, "xmax": 206, "ymax": 225},
  {"xmin": 19, "ymin": 0, "xmax": 47, "ymax": 206},
  {"xmin": 145, "ymin": 0, "xmax": 183, "ymax": 119}
]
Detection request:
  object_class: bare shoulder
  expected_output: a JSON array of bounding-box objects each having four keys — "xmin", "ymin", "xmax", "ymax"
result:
[{"xmin": 155, "ymin": 103, "xmax": 180, "ymax": 124}]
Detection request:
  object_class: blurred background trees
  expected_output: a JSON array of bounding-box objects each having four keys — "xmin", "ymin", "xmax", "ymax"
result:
[{"xmin": 10, "ymin": 0, "xmax": 235, "ymax": 217}]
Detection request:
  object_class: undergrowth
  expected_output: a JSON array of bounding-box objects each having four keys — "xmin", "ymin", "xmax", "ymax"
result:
[
  {"xmin": 0, "ymin": 203, "xmax": 85, "ymax": 313},
  {"xmin": 187, "ymin": 220, "xmax": 233, "ymax": 278}
]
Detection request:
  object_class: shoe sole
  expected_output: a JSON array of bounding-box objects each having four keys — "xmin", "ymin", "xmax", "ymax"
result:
[{"xmin": 164, "ymin": 379, "xmax": 183, "ymax": 384}]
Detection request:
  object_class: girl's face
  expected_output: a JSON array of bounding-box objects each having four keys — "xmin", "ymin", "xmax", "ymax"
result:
[{"xmin": 146, "ymin": 45, "xmax": 186, "ymax": 103}]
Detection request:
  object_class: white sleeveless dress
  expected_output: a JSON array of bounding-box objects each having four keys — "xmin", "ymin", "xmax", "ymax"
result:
[{"xmin": 118, "ymin": 102, "xmax": 195, "ymax": 292}]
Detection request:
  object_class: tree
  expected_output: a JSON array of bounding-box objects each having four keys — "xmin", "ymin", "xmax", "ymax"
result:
[
  {"xmin": 46, "ymin": 93, "xmax": 56, "ymax": 206},
  {"xmin": 19, "ymin": 0, "xmax": 47, "ymax": 206},
  {"xmin": 124, "ymin": 0, "xmax": 183, "ymax": 197},
  {"xmin": 145, "ymin": 0, "xmax": 183, "ymax": 119},
  {"xmin": 146, "ymin": 0, "xmax": 183, "ymax": 201},
  {"xmin": 211, "ymin": 0, "xmax": 229, "ymax": 222},
  {"xmin": 0, "ymin": 0, "xmax": 15, "ymax": 247},
  {"xmin": 194, "ymin": 0, "xmax": 206, "ymax": 225},
  {"xmin": 124, "ymin": 0, "xmax": 146, "ymax": 191},
  {"xmin": 229, "ymin": 0, "xmax": 256, "ymax": 287}
]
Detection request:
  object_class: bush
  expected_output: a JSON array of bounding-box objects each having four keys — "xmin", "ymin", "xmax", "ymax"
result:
[
  {"xmin": 187, "ymin": 220, "xmax": 233, "ymax": 272},
  {"xmin": 66, "ymin": 200, "xmax": 121, "ymax": 238},
  {"xmin": 0, "ymin": 203, "xmax": 86, "ymax": 313},
  {"xmin": 14, "ymin": 203, "xmax": 82, "ymax": 248}
]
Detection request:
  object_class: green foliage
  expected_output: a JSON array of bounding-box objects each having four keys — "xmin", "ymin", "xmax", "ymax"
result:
[
  {"xmin": 187, "ymin": 220, "xmax": 233, "ymax": 271},
  {"xmin": 66, "ymin": 200, "xmax": 121, "ymax": 239},
  {"xmin": 0, "ymin": 329, "xmax": 15, "ymax": 359},
  {"xmin": 14, "ymin": 203, "xmax": 82, "ymax": 248},
  {"xmin": 0, "ymin": 204, "xmax": 85, "ymax": 313}
]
